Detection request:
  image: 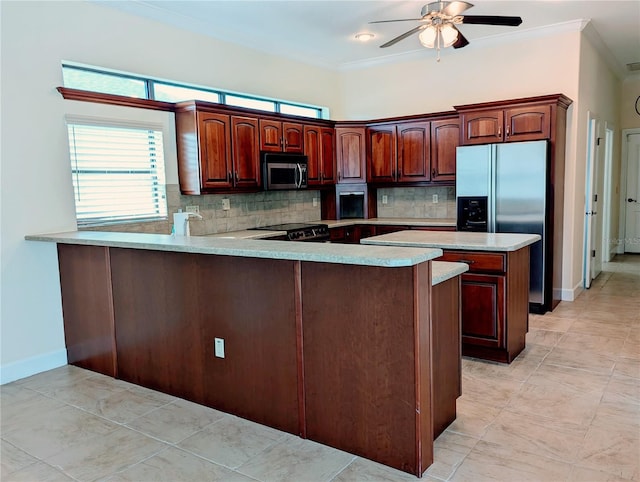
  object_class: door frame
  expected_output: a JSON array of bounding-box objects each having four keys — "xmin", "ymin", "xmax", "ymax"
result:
[
  {"xmin": 620, "ymin": 128, "xmax": 640, "ymax": 253},
  {"xmin": 583, "ymin": 113, "xmax": 596, "ymax": 288},
  {"xmin": 602, "ymin": 123, "xmax": 614, "ymax": 262}
]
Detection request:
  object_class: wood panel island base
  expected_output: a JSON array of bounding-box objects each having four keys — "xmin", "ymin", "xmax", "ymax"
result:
[
  {"xmin": 27, "ymin": 231, "xmax": 468, "ymax": 478},
  {"xmin": 363, "ymin": 231, "xmax": 541, "ymax": 364}
]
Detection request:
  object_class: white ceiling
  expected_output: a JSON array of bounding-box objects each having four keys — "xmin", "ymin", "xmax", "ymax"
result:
[{"xmin": 96, "ymin": 0, "xmax": 640, "ymax": 76}]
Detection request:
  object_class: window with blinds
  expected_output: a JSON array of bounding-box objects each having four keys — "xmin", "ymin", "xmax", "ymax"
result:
[{"xmin": 66, "ymin": 121, "xmax": 167, "ymax": 226}]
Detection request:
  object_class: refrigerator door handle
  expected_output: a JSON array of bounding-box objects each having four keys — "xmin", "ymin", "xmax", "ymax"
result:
[{"xmin": 488, "ymin": 145, "xmax": 497, "ymax": 232}]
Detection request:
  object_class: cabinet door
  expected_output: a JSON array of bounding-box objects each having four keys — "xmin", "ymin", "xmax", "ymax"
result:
[
  {"xmin": 460, "ymin": 273, "xmax": 505, "ymax": 348},
  {"xmin": 397, "ymin": 121, "xmax": 430, "ymax": 182},
  {"xmin": 283, "ymin": 122, "xmax": 304, "ymax": 153},
  {"xmin": 232, "ymin": 116, "xmax": 260, "ymax": 188},
  {"xmin": 461, "ymin": 109, "xmax": 504, "ymax": 145},
  {"xmin": 198, "ymin": 112, "xmax": 233, "ymax": 189},
  {"xmin": 304, "ymin": 125, "xmax": 322, "ymax": 185},
  {"xmin": 336, "ymin": 127, "xmax": 366, "ymax": 183},
  {"xmin": 367, "ymin": 125, "xmax": 396, "ymax": 183},
  {"xmin": 504, "ymin": 105, "xmax": 551, "ymax": 142},
  {"xmin": 320, "ymin": 127, "xmax": 336, "ymax": 184},
  {"xmin": 259, "ymin": 119, "xmax": 282, "ymax": 152},
  {"xmin": 430, "ymin": 119, "xmax": 459, "ymax": 182}
]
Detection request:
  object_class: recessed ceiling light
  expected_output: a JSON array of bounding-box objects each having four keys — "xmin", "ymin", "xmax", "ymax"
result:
[{"xmin": 355, "ymin": 32, "xmax": 375, "ymax": 42}]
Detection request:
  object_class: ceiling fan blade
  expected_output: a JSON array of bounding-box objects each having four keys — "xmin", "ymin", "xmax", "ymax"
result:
[
  {"xmin": 461, "ymin": 15, "xmax": 523, "ymax": 26},
  {"xmin": 380, "ymin": 25, "xmax": 425, "ymax": 48},
  {"xmin": 442, "ymin": 1, "xmax": 474, "ymax": 17},
  {"xmin": 452, "ymin": 29, "xmax": 470, "ymax": 49},
  {"xmin": 369, "ymin": 18, "xmax": 423, "ymax": 24}
]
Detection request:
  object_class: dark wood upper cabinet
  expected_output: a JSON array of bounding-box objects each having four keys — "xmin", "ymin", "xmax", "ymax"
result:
[
  {"xmin": 430, "ymin": 117, "xmax": 459, "ymax": 182},
  {"xmin": 367, "ymin": 124, "xmax": 396, "ymax": 183},
  {"xmin": 304, "ymin": 125, "xmax": 336, "ymax": 185},
  {"xmin": 505, "ymin": 105, "xmax": 551, "ymax": 142},
  {"xmin": 335, "ymin": 126, "xmax": 366, "ymax": 183},
  {"xmin": 198, "ymin": 112, "xmax": 233, "ymax": 189},
  {"xmin": 397, "ymin": 121, "xmax": 430, "ymax": 182},
  {"xmin": 458, "ymin": 99, "xmax": 554, "ymax": 145},
  {"xmin": 367, "ymin": 121, "xmax": 431, "ymax": 184},
  {"xmin": 231, "ymin": 116, "xmax": 260, "ymax": 188},
  {"xmin": 260, "ymin": 120, "xmax": 304, "ymax": 153}
]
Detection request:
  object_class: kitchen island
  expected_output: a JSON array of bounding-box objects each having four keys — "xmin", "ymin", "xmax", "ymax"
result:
[
  {"xmin": 362, "ymin": 230, "xmax": 540, "ymax": 363},
  {"xmin": 26, "ymin": 231, "xmax": 467, "ymax": 477}
]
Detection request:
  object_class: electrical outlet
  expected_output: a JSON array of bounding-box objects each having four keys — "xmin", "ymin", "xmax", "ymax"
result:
[
  {"xmin": 313, "ymin": 197, "xmax": 318, "ymax": 207},
  {"xmin": 186, "ymin": 205, "xmax": 199, "ymax": 214},
  {"xmin": 214, "ymin": 338, "xmax": 225, "ymax": 358},
  {"xmin": 222, "ymin": 198, "xmax": 230, "ymax": 211},
  {"xmin": 432, "ymin": 194, "xmax": 439, "ymax": 204},
  {"xmin": 382, "ymin": 195, "xmax": 388, "ymax": 205}
]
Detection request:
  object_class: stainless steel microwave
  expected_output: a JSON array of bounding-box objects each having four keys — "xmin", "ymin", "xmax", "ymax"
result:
[{"xmin": 262, "ymin": 152, "xmax": 308, "ymax": 190}]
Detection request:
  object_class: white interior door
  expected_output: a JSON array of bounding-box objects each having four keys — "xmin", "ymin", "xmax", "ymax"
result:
[
  {"xmin": 584, "ymin": 115, "xmax": 599, "ymax": 288},
  {"xmin": 624, "ymin": 132, "xmax": 640, "ymax": 253}
]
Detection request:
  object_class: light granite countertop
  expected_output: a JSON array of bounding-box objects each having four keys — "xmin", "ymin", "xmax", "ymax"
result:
[
  {"xmin": 26, "ymin": 231, "xmax": 443, "ymax": 268},
  {"xmin": 361, "ymin": 230, "xmax": 541, "ymax": 252},
  {"xmin": 432, "ymin": 261, "xmax": 469, "ymax": 285}
]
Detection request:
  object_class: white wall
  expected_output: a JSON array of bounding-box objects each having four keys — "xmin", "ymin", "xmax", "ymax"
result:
[{"xmin": 0, "ymin": 0, "xmax": 340, "ymax": 383}]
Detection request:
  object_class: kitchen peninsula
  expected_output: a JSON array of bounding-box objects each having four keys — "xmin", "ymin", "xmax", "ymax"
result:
[
  {"xmin": 362, "ymin": 230, "xmax": 541, "ymax": 363},
  {"xmin": 27, "ymin": 231, "xmax": 463, "ymax": 477}
]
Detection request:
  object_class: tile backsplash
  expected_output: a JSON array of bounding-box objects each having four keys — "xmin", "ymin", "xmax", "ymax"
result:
[
  {"xmin": 84, "ymin": 184, "xmax": 321, "ymax": 235},
  {"xmin": 376, "ymin": 186, "xmax": 456, "ymax": 219},
  {"xmin": 84, "ymin": 184, "xmax": 456, "ymax": 235}
]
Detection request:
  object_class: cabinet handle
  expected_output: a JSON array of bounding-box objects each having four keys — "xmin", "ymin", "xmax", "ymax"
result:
[
  {"xmin": 506, "ymin": 126, "xmax": 510, "ymax": 137},
  {"xmin": 432, "ymin": 168, "xmax": 436, "ymax": 178},
  {"xmin": 338, "ymin": 171, "xmax": 341, "ymax": 180},
  {"xmin": 228, "ymin": 171, "xmax": 232, "ymax": 183},
  {"xmin": 235, "ymin": 171, "xmax": 238, "ymax": 184},
  {"xmin": 459, "ymin": 259, "xmax": 476, "ymax": 264},
  {"xmin": 497, "ymin": 126, "xmax": 502, "ymax": 137}
]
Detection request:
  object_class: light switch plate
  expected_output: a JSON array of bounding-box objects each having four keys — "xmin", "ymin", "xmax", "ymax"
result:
[
  {"xmin": 186, "ymin": 205, "xmax": 199, "ymax": 214},
  {"xmin": 214, "ymin": 338, "xmax": 225, "ymax": 358},
  {"xmin": 382, "ymin": 195, "xmax": 388, "ymax": 205},
  {"xmin": 432, "ymin": 194, "xmax": 438, "ymax": 204},
  {"xmin": 222, "ymin": 199, "xmax": 230, "ymax": 211}
]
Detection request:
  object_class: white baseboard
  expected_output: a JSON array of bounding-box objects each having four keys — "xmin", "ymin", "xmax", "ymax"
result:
[
  {"xmin": 558, "ymin": 282, "xmax": 583, "ymax": 302},
  {"xmin": 1, "ymin": 349, "xmax": 68, "ymax": 385}
]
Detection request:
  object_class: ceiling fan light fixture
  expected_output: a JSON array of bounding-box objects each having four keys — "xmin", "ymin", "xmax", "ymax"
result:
[
  {"xmin": 440, "ymin": 23, "xmax": 459, "ymax": 47},
  {"xmin": 418, "ymin": 25, "xmax": 438, "ymax": 48}
]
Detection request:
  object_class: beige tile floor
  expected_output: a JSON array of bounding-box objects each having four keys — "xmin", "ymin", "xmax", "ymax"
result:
[{"xmin": 1, "ymin": 255, "xmax": 638, "ymax": 482}]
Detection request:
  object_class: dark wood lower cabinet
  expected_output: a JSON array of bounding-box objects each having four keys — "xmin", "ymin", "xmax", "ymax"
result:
[
  {"xmin": 431, "ymin": 276, "xmax": 461, "ymax": 438},
  {"xmin": 439, "ymin": 248, "xmax": 530, "ymax": 363},
  {"xmin": 109, "ymin": 249, "xmax": 301, "ymax": 435},
  {"xmin": 301, "ymin": 262, "xmax": 433, "ymax": 475},
  {"xmin": 57, "ymin": 244, "xmax": 117, "ymax": 377},
  {"xmin": 55, "ymin": 243, "xmax": 465, "ymax": 477}
]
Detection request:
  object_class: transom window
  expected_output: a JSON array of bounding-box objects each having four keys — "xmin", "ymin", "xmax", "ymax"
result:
[
  {"xmin": 66, "ymin": 119, "xmax": 167, "ymax": 226},
  {"xmin": 62, "ymin": 64, "xmax": 324, "ymax": 119}
]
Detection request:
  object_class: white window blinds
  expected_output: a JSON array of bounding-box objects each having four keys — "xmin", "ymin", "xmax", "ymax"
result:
[{"xmin": 66, "ymin": 120, "xmax": 167, "ymax": 226}]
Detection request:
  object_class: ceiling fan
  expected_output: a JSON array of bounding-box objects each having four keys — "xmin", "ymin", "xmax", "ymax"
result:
[{"xmin": 370, "ymin": 1, "xmax": 522, "ymax": 61}]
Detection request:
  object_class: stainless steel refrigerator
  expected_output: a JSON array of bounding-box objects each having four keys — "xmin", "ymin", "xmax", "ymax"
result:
[{"xmin": 456, "ymin": 140, "xmax": 548, "ymax": 311}]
